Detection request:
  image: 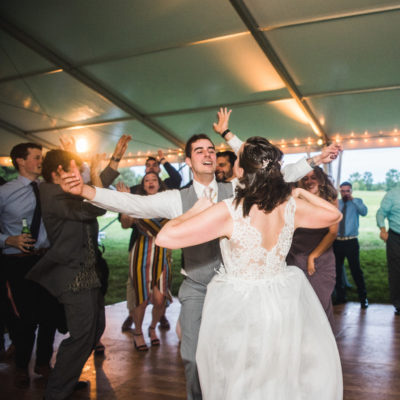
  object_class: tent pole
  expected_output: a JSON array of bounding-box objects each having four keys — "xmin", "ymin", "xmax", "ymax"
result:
[{"xmin": 336, "ymin": 151, "xmax": 343, "ymax": 189}]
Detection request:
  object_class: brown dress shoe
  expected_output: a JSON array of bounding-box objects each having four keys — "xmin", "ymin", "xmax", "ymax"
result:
[
  {"xmin": 34, "ymin": 363, "xmax": 52, "ymax": 378},
  {"xmin": 14, "ymin": 368, "xmax": 30, "ymax": 388}
]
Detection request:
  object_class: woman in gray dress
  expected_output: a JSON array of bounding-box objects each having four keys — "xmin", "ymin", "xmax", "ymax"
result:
[{"xmin": 286, "ymin": 167, "xmax": 338, "ymax": 329}]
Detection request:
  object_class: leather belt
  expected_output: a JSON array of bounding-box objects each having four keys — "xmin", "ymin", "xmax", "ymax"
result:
[
  {"xmin": 336, "ymin": 236, "xmax": 357, "ymax": 241},
  {"xmin": 5, "ymin": 248, "xmax": 49, "ymax": 258}
]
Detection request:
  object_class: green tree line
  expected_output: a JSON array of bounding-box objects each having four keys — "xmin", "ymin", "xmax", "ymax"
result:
[{"xmin": 348, "ymin": 169, "xmax": 400, "ymax": 191}]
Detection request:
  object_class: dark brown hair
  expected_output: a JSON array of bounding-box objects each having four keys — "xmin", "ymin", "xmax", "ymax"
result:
[
  {"xmin": 137, "ymin": 172, "xmax": 167, "ymax": 195},
  {"xmin": 185, "ymin": 134, "xmax": 214, "ymax": 158},
  {"xmin": 299, "ymin": 166, "xmax": 337, "ymax": 203},
  {"xmin": 216, "ymin": 150, "xmax": 237, "ymax": 167},
  {"xmin": 234, "ymin": 136, "xmax": 291, "ymax": 217},
  {"xmin": 10, "ymin": 142, "xmax": 42, "ymax": 170},
  {"xmin": 42, "ymin": 149, "xmax": 83, "ymax": 183},
  {"xmin": 145, "ymin": 156, "xmax": 159, "ymax": 165}
]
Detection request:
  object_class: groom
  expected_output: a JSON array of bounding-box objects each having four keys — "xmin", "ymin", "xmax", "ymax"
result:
[{"xmin": 60, "ymin": 110, "xmax": 341, "ymax": 400}]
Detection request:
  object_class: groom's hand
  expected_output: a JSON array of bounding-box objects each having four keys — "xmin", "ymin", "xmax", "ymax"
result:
[{"xmin": 58, "ymin": 160, "xmax": 84, "ymax": 196}]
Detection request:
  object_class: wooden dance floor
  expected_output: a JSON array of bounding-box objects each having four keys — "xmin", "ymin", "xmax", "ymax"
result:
[{"xmin": 1, "ymin": 300, "xmax": 399, "ymax": 399}]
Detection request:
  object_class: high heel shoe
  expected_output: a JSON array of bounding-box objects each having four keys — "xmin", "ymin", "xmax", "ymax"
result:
[
  {"xmin": 133, "ymin": 331, "xmax": 148, "ymax": 352},
  {"xmin": 148, "ymin": 326, "xmax": 160, "ymax": 346}
]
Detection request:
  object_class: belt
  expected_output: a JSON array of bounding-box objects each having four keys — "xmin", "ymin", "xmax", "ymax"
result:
[
  {"xmin": 5, "ymin": 248, "xmax": 49, "ymax": 258},
  {"xmin": 336, "ymin": 236, "xmax": 357, "ymax": 241}
]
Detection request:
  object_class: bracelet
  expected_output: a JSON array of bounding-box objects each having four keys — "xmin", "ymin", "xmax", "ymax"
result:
[
  {"xmin": 111, "ymin": 156, "xmax": 121, "ymax": 162},
  {"xmin": 221, "ymin": 129, "xmax": 231, "ymax": 138},
  {"xmin": 307, "ymin": 157, "xmax": 316, "ymax": 168}
]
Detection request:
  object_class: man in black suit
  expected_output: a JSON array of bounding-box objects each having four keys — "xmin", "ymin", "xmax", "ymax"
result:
[{"xmin": 27, "ymin": 149, "xmax": 120, "ymax": 400}]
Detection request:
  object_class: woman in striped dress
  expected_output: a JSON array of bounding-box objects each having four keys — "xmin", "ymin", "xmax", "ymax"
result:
[{"xmin": 120, "ymin": 172, "xmax": 172, "ymax": 351}]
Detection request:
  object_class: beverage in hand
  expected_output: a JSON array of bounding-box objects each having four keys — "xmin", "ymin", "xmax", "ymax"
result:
[{"xmin": 21, "ymin": 218, "xmax": 33, "ymax": 251}]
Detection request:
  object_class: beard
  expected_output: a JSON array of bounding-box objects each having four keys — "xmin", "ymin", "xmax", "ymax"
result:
[{"xmin": 216, "ymin": 170, "xmax": 233, "ymax": 182}]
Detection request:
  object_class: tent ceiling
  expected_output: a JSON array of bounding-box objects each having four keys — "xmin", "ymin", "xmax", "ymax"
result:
[{"xmin": 0, "ymin": 0, "xmax": 399, "ymax": 165}]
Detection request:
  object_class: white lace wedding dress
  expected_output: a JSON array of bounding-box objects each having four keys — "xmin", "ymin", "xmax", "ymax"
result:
[{"xmin": 196, "ymin": 197, "xmax": 343, "ymax": 400}]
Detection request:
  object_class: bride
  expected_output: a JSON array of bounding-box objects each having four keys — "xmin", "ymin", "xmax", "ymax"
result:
[{"xmin": 156, "ymin": 136, "xmax": 343, "ymax": 400}]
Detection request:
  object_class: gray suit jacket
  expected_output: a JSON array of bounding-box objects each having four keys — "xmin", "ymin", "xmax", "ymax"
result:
[
  {"xmin": 27, "ymin": 166, "xmax": 118, "ymax": 297},
  {"xmin": 180, "ymin": 182, "xmax": 233, "ymax": 286}
]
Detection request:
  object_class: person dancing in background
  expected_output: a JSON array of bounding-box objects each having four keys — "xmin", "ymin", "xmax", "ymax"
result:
[
  {"xmin": 121, "ymin": 151, "xmax": 181, "ymax": 332},
  {"xmin": 118, "ymin": 172, "xmax": 172, "ymax": 351},
  {"xmin": 286, "ymin": 166, "xmax": 339, "ymax": 329},
  {"xmin": 156, "ymin": 136, "xmax": 343, "ymax": 400}
]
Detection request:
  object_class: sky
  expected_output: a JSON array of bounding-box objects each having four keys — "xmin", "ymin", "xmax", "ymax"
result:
[{"xmin": 284, "ymin": 147, "xmax": 399, "ymax": 184}]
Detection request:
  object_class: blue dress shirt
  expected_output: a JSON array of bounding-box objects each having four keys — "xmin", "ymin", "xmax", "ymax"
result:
[
  {"xmin": 376, "ymin": 187, "xmax": 400, "ymax": 234},
  {"xmin": 0, "ymin": 175, "xmax": 49, "ymax": 254},
  {"xmin": 338, "ymin": 198, "xmax": 368, "ymax": 237}
]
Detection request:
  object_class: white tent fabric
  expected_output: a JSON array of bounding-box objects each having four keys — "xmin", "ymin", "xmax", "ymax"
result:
[{"xmin": 0, "ymin": 0, "xmax": 399, "ymax": 166}]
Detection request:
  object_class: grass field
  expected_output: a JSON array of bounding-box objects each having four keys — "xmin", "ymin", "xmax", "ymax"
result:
[{"xmin": 99, "ymin": 190, "xmax": 390, "ymax": 305}]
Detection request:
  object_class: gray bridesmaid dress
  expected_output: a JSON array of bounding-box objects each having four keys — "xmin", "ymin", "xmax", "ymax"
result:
[{"xmin": 286, "ymin": 227, "xmax": 336, "ymax": 329}]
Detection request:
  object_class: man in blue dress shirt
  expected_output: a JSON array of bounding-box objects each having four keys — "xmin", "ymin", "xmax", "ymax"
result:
[
  {"xmin": 0, "ymin": 142, "xmax": 57, "ymax": 387},
  {"xmin": 376, "ymin": 186, "xmax": 400, "ymax": 315},
  {"xmin": 333, "ymin": 181, "xmax": 369, "ymax": 308}
]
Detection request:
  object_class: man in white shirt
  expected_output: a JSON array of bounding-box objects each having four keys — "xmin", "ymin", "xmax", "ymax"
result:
[{"xmin": 59, "ymin": 111, "xmax": 341, "ymax": 400}]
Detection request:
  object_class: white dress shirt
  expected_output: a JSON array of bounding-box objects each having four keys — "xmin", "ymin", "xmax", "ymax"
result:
[
  {"xmin": 227, "ymin": 135, "xmax": 312, "ymax": 183},
  {"xmin": 91, "ymin": 134, "xmax": 312, "ymax": 217},
  {"xmin": 0, "ymin": 175, "xmax": 49, "ymax": 254},
  {"xmin": 91, "ymin": 178, "xmax": 220, "ymax": 220}
]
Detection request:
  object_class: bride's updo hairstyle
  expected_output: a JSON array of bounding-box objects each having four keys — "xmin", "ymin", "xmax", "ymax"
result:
[{"xmin": 234, "ymin": 136, "xmax": 291, "ymax": 217}]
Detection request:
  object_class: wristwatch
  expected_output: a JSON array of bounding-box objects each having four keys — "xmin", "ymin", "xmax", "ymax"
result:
[
  {"xmin": 307, "ymin": 157, "xmax": 316, "ymax": 168},
  {"xmin": 221, "ymin": 129, "xmax": 231, "ymax": 138}
]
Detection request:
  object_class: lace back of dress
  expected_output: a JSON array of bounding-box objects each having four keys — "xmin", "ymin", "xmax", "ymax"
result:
[{"xmin": 221, "ymin": 197, "xmax": 296, "ymax": 279}]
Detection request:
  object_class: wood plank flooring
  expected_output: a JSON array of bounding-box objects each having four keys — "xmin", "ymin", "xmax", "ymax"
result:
[{"xmin": 1, "ymin": 300, "xmax": 399, "ymax": 399}]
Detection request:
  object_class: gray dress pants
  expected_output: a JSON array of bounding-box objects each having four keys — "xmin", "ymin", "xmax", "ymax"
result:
[
  {"xmin": 178, "ymin": 278, "xmax": 207, "ymax": 400},
  {"xmin": 45, "ymin": 288, "xmax": 105, "ymax": 400}
]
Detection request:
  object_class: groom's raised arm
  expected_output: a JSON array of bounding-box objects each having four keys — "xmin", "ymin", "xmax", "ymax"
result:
[
  {"xmin": 58, "ymin": 160, "xmax": 182, "ymax": 219},
  {"xmin": 91, "ymin": 187, "xmax": 182, "ymax": 219}
]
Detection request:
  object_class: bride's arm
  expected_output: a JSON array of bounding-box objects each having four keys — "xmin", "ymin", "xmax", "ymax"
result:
[
  {"xmin": 156, "ymin": 201, "xmax": 233, "ymax": 249},
  {"xmin": 294, "ymin": 188, "xmax": 342, "ymax": 230}
]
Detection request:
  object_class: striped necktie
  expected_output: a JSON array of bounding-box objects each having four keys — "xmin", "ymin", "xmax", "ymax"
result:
[{"xmin": 203, "ymin": 187, "xmax": 217, "ymax": 203}]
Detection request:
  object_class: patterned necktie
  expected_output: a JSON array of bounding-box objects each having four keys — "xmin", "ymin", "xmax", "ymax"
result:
[
  {"xmin": 338, "ymin": 201, "xmax": 347, "ymax": 237},
  {"xmin": 203, "ymin": 187, "xmax": 217, "ymax": 203},
  {"xmin": 30, "ymin": 181, "xmax": 42, "ymax": 240}
]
